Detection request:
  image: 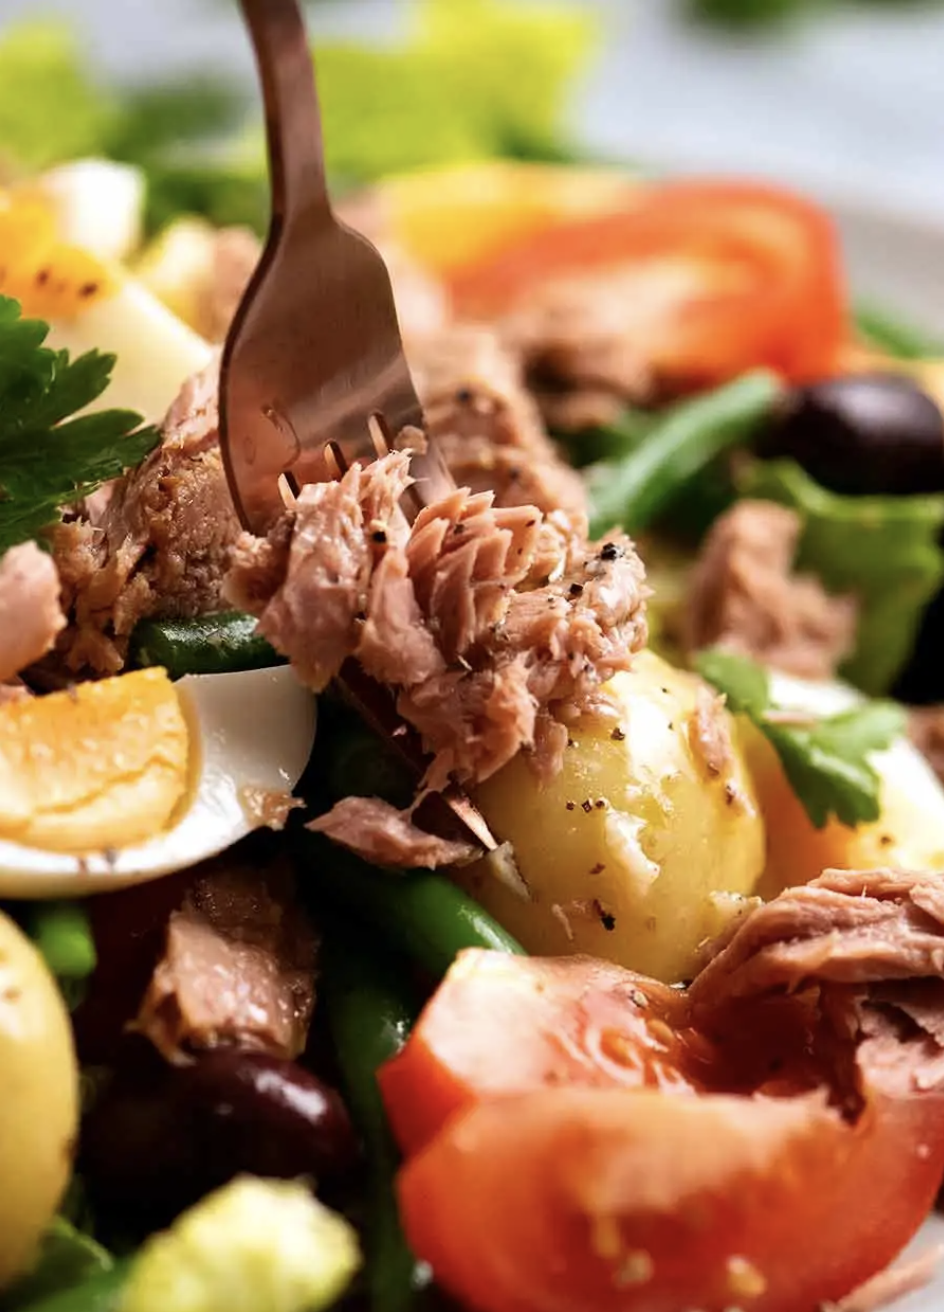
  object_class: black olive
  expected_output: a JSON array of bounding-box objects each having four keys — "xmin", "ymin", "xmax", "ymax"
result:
[
  {"xmin": 761, "ymin": 373, "xmax": 944, "ymax": 496},
  {"xmin": 81, "ymin": 1045, "xmax": 358, "ymax": 1229}
]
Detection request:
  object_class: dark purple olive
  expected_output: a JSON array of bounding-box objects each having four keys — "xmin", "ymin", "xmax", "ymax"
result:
[
  {"xmin": 761, "ymin": 372, "xmax": 944, "ymax": 496},
  {"xmin": 82, "ymin": 1046, "xmax": 358, "ymax": 1227}
]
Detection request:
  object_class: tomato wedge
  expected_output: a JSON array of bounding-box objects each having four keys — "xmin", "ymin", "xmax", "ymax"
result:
[
  {"xmin": 381, "ymin": 930, "xmax": 944, "ymax": 1312},
  {"xmin": 448, "ymin": 180, "xmax": 847, "ymax": 388},
  {"xmin": 379, "ymin": 953, "xmax": 707, "ymax": 1156},
  {"xmin": 398, "ymin": 1085, "xmax": 942, "ymax": 1312}
]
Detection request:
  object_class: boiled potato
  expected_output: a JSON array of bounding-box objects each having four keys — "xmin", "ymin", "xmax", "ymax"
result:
[
  {"xmin": 0, "ymin": 910, "xmax": 79, "ymax": 1288},
  {"xmin": 461, "ymin": 650, "xmax": 765, "ymax": 983},
  {"xmin": 745, "ymin": 672, "xmax": 944, "ymax": 900}
]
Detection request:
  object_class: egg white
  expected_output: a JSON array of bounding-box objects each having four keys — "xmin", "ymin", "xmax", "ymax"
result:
[
  {"xmin": 39, "ymin": 158, "xmax": 145, "ymax": 265},
  {"xmin": 0, "ymin": 667, "xmax": 316, "ymax": 898},
  {"xmin": 47, "ymin": 278, "xmax": 214, "ymax": 423}
]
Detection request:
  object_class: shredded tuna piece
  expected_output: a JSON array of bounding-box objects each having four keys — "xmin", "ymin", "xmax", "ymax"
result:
[
  {"xmin": 53, "ymin": 361, "xmax": 242, "ymax": 674},
  {"xmin": 357, "ymin": 548, "xmax": 444, "ymax": 686},
  {"xmin": 309, "ymin": 795, "xmax": 477, "ymax": 869},
  {"xmin": 226, "ymin": 449, "xmax": 648, "ymax": 853},
  {"xmin": 0, "ymin": 541, "xmax": 66, "ymax": 684},
  {"xmin": 238, "ymin": 786, "xmax": 304, "ymax": 832},
  {"xmin": 398, "ymin": 654, "xmax": 540, "ymax": 790},
  {"xmin": 691, "ymin": 867, "xmax": 944, "ymax": 1010},
  {"xmin": 501, "ymin": 271, "xmax": 655, "ymax": 432},
  {"xmin": 225, "ymin": 451, "xmax": 414, "ymax": 691},
  {"xmin": 136, "ymin": 855, "xmax": 318, "ymax": 1064},
  {"xmin": 409, "ymin": 325, "xmax": 588, "ymax": 522},
  {"xmin": 688, "ymin": 684, "xmax": 736, "ymax": 780},
  {"xmin": 685, "ymin": 500, "xmax": 858, "ymax": 681},
  {"xmin": 533, "ymin": 386, "xmax": 626, "ymax": 434},
  {"xmin": 221, "ymin": 414, "xmax": 647, "ymax": 866}
]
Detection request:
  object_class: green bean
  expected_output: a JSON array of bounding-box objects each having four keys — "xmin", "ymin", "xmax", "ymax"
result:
[
  {"xmin": 8, "ymin": 1261, "xmax": 129, "ymax": 1312},
  {"xmin": 0, "ymin": 1218, "xmax": 111, "ymax": 1311},
  {"xmin": 18, "ymin": 901, "xmax": 96, "ymax": 1011},
  {"xmin": 325, "ymin": 725, "xmax": 415, "ymax": 811},
  {"xmin": 24, "ymin": 903, "xmax": 96, "ymax": 984},
  {"xmin": 586, "ymin": 370, "xmax": 782, "ymax": 539},
  {"xmin": 127, "ymin": 613, "xmax": 284, "ymax": 679},
  {"xmin": 552, "ymin": 406, "xmax": 655, "ymax": 468},
  {"xmin": 854, "ymin": 301, "xmax": 944, "ymax": 362},
  {"xmin": 295, "ymin": 831, "xmax": 524, "ymax": 978},
  {"xmin": 321, "ymin": 930, "xmax": 426, "ymax": 1312}
]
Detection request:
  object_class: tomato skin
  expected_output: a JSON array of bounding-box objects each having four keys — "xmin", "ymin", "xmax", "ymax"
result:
[
  {"xmin": 382, "ymin": 950, "xmax": 944, "ymax": 1312},
  {"xmin": 448, "ymin": 181, "xmax": 847, "ymax": 388},
  {"xmin": 397, "ymin": 1085, "xmax": 944, "ymax": 1312},
  {"xmin": 378, "ymin": 953, "xmax": 703, "ymax": 1157}
]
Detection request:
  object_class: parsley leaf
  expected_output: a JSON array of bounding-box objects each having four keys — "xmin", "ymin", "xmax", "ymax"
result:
[
  {"xmin": 0, "ymin": 296, "xmax": 159, "ymax": 553},
  {"xmin": 689, "ymin": 646, "xmax": 770, "ymax": 719},
  {"xmin": 695, "ymin": 648, "xmax": 906, "ymax": 830}
]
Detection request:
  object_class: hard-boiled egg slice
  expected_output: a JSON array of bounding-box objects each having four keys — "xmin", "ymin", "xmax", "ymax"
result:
[
  {"xmin": 30, "ymin": 158, "xmax": 146, "ymax": 264},
  {"xmin": 0, "ymin": 666, "xmax": 315, "ymax": 898},
  {"xmin": 748, "ymin": 671, "xmax": 944, "ymax": 898},
  {"xmin": 47, "ymin": 277, "xmax": 214, "ymax": 421},
  {"xmin": 0, "ymin": 186, "xmax": 213, "ymax": 423}
]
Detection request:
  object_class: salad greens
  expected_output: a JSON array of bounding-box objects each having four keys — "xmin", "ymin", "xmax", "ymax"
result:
[
  {"xmin": 0, "ymin": 296, "xmax": 158, "ymax": 552},
  {"xmin": 0, "ymin": 23, "xmax": 116, "ymax": 173},
  {"xmin": 685, "ymin": 0, "xmax": 926, "ymax": 28},
  {"xmin": 740, "ymin": 458, "xmax": 944, "ymax": 695},
  {"xmin": 0, "ymin": 3, "xmax": 594, "ymax": 235},
  {"xmin": 696, "ymin": 648, "xmax": 905, "ymax": 829}
]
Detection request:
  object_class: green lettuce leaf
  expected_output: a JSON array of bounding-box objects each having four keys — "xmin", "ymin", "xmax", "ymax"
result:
[
  {"xmin": 0, "ymin": 21, "xmax": 115, "ymax": 172},
  {"xmin": 316, "ymin": 0, "xmax": 597, "ymax": 184},
  {"xmin": 739, "ymin": 458, "xmax": 944, "ymax": 695}
]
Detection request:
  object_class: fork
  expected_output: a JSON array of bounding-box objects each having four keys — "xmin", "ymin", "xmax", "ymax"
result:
[{"xmin": 220, "ymin": 0, "xmax": 497, "ymax": 854}]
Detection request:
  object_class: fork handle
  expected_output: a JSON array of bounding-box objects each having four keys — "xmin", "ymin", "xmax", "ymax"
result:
[{"xmin": 240, "ymin": 0, "xmax": 332, "ymax": 230}]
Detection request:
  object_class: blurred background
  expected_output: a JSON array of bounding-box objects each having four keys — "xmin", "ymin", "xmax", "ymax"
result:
[{"xmin": 3, "ymin": 0, "xmax": 944, "ymax": 326}]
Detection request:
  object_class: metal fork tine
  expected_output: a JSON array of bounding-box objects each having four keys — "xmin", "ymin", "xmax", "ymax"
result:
[{"xmin": 220, "ymin": 0, "xmax": 499, "ymax": 855}]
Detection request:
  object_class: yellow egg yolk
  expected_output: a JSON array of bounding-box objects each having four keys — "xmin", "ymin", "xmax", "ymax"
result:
[
  {"xmin": 0, "ymin": 189, "xmax": 114, "ymax": 320},
  {"xmin": 0, "ymin": 669, "xmax": 190, "ymax": 854}
]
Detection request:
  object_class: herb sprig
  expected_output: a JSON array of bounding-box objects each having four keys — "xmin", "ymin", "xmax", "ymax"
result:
[
  {"xmin": 0, "ymin": 296, "xmax": 159, "ymax": 553},
  {"xmin": 696, "ymin": 648, "xmax": 905, "ymax": 829}
]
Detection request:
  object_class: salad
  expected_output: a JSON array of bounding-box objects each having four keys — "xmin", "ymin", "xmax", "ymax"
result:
[{"xmin": 6, "ymin": 10, "xmax": 944, "ymax": 1312}]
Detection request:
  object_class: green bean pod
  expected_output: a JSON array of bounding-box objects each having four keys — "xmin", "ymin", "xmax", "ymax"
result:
[
  {"xmin": 295, "ymin": 831, "xmax": 524, "ymax": 977},
  {"xmin": 587, "ymin": 370, "xmax": 782, "ymax": 538},
  {"xmin": 321, "ymin": 931, "xmax": 425, "ymax": 1312},
  {"xmin": 127, "ymin": 613, "xmax": 284, "ymax": 680},
  {"xmin": 9, "ymin": 1261, "xmax": 129, "ymax": 1312},
  {"xmin": 23, "ymin": 902, "xmax": 96, "ymax": 987}
]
